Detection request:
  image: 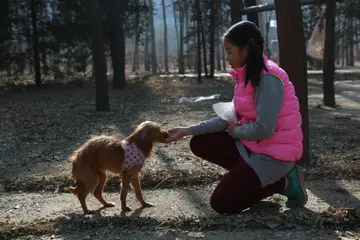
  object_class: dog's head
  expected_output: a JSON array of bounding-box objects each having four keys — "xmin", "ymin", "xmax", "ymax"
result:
[
  {"xmin": 134, "ymin": 121, "xmax": 169, "ymax": 143},
  {"xmin": 127, "ymin": 121, "xmax": 169, "ymax": 156}
]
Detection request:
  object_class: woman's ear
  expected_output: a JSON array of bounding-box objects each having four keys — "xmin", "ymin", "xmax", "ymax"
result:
[{"xmin": 243, "ymin": 45, "xmax": 249, "ymax": 54}]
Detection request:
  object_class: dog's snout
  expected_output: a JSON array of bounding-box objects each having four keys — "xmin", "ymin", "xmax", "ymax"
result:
[{"xmin": 162, "ymin": 130, "xmax": 169, "ymax": 138}]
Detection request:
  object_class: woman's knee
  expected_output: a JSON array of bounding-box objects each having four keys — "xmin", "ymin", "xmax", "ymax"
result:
[
  {"xmin": 210, "ymin": 193, "xmax": 249, "ymax": 214},
  {"xmin": 210, "ymin": 192, "xmax": 241, "ymax": 214},
  {"xmin": 210, "ymin": 185, "xmax": 233, "ymax": 214},
  {"xmin": 210, "ymin": 178, "xmax": 251, "ymax": 214},
  {"xmin": 189, "ymin": 135, "xmax": 205, "ymax": 158},
  {"xmin": 189, "ymin": 132, "xmax": 228, "ymax": 157},
  {"xmin": 210, "ymin": 193, "xmax": 226, "ymax": 214}
]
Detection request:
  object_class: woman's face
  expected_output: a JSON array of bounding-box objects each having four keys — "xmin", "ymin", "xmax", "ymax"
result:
[{"xmin": 224, "ymin": 40, "xmax": 248, "ymax": 69}]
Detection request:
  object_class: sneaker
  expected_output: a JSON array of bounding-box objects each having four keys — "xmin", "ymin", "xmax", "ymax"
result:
[{"xmin": 283, "ymin": 165, "xmax": 308, "ymax": 208}]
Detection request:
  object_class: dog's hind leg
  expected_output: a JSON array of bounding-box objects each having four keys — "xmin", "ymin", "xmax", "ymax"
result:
[
  {"xmin": 93, "ymin": 171, "xmax": 115, "ymax": 208},
  {"xmin": 76, "ymin": 169, "xmax": 99, "ymax": 214},
  {"xmin": 65, "ymin": 178, "xmax": 92, "ymax": 214},
  {"xmin": 75, "ymin": 178, "xmax": 93, "ymax": 214}
]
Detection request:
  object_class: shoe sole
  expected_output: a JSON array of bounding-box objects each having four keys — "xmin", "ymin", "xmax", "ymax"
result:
[{"xmin": 287, "ymin": 165, "xmax": 308, "ymax": 208}]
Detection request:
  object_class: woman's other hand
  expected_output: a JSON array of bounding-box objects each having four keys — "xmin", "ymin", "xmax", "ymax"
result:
[{"xmin": 227, "ymin": 122, "xmax": 238, "ymax": 137}]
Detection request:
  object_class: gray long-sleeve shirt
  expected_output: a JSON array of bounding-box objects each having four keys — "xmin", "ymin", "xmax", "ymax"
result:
[{"xmin": 189, "ymin": 74, "xmax": 295, "ymax": 187}]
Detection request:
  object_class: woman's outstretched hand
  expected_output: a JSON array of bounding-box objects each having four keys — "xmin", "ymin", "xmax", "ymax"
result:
[{"xmin": 164, "ymin": 127, "xmax": 192, "ymax": 143}]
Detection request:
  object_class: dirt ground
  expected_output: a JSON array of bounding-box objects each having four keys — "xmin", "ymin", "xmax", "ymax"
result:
[{"xmin": 1, "ymin": 74, "xmax": 360, "ymax": 239}]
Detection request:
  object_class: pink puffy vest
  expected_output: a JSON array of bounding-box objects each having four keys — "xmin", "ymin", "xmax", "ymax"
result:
[{"xmin": 229, "ymin": 56, "xmax": 303, "ymax": 161}]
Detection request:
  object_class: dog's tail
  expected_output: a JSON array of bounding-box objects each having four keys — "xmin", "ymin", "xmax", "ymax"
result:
[
  {"xmin": 65, "ymin": 151, "xmax": 80, "ymax": 194},
  {"xmin": 64, "ymin": 162, "xmax": 79, "ymax": 195},
  {"xmin": 65, "ymin": 140, "xmax": 93, "ymax": 195},
  {"xmin": 68, "ymin": 150, "xmax": 80, "ymax": 163},
  {"xmin": 67, "ymin": 145, "xmax": 84, "ymax": 177}
]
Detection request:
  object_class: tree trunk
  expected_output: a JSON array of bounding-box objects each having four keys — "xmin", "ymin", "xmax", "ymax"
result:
[
  {"xmin": 341, "ymin": 20, "xmax": 345, "ymax": 67},
  {"xmin": 216, "ymin": 44, "xmax": 222, "ymax": 71},
  {"xmin": 230, "ymin": 0, "xmax": 244, "ymax": 24},
  {"xmin": 132, "ymin": 37, "xmax": 140, "ymax": 72},
  {"xmin": 30, "ymin": 0, "xmax": 41, "ymax": 87},
  {"xmin": 41, "ymin": 51, "xmax": 48, "ymax": 75},
  {"xmin": 0, "ymin": 0, "xmax": 9, "ymax": 70},
  {"xmin": 0, "ymin": 0, "xmax": 9, "ymax": 43},
  {"xmin": 341, "ymin": 9, "xmax": 345, "ymax": 67},
  {"xmin": 345, "ymin": 17, "xmax": 349, "ymax": 66},
  {"xmin": 220, "ymin": 3, "xmax": 226, "ymax": 72},
  {"xmin": 178, "ymin": 5, "xmax": 185, "ymax": 74},
  {"xmin": 348, "ymin": 11, "xmax": 354, "ymax": 66},
  {"xmin": 216, "ymin": 0, "xmax": 222, "ymax": 71},
  {"xmin": 109, "ymin": 0, "xmax": 127, "ymax": 89},
  {"xmin": 148, "ymin": 0, "xmax": 157, "ymax": 74},
  {"xmin": 195, "ymin": 0, "xmax": 202, "ymax": 84},
  {"xmin": 335, "ymin": 12, "xmax": 340, "ymax": 65},
  {"xmin": 132, "ymin": 0, "xmax": 140, "ymax": 72},
  {"xmin": 162, "ymin": 0, "xmax": 169, "ymax": 73},
  {"xmin": 52, "ymin": 47, "xmax": 61, "ymax": 80},
  {"xmin": 322, "ymin": 0, "xmax": 336, "ymax": 107},
  {"xmin": 244, "ymin": 0, "xmax": 259, "ymax": 26},
  {"xmin": 85, "ymin": 0, "xmax": 110, "ymax": 111},
  {"xmin": 40, "ymin": 6, "xmax": 48, "ymax": 75},
  {"xmin": 209, "ymin": 0, "xmax": 216, "ymax": 78},
  {"xmin": 144, "ymin": 19, "xmax": 150, "ymax": 71},
  {"xmin": 184, "ymin": 3, "xmax": 189, "ymax": 54},
  {"xmin": 172, "ymin": 0, "xmax": 180, "ymax": 62},
  {"xmin": 357, "ymin": 19, "xmax": 360, "ymax": 61},
  {"xmin": 221, "ymin": 43, "xmax": 226, "ymax": 71},
  {"xmin": 199, "ymin": 9, "xmax": 208, "ymax": 76},
  {"xmin": 274, "ymin": 0, "xmax": 309, "ymax": 165}
]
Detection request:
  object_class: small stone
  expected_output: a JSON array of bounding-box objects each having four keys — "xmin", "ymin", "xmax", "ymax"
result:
[{"xmin": 264, "ymin": 216, "xmax": 283, "ymax": 229}]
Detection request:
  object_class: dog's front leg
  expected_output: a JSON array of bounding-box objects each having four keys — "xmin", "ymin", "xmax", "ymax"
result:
[
  {"xmin": 131, "ymin": 171, "xmax": 153, "ymax": 208},
  {"xmin": 120, "ymin": 171, "xmax": 132, "ymax": 212}
]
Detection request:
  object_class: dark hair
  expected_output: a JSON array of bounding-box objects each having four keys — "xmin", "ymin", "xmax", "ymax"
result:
[{"xmin": 223, "ymin": 20, "xmax": 268, "ymax": 87}]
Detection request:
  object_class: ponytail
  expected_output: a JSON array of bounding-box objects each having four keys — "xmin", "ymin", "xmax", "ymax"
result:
[{"xmin": 245, "ymin": 40, "xmax": 268, "ymax": 87}]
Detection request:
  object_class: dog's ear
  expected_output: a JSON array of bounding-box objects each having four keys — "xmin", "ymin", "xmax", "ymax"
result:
[
  {"xmin": 136, "ymin": 129, "xmax": 154, "ymax": 157},
  {"xmin": 140, "ymin": 131, "xmax": 149, "ymax": 142},
  {"xmin": 137, "ymin": 127, "xmax": 155, "ymax": 143}
]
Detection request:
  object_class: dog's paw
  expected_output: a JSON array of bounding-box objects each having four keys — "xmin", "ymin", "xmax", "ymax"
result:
[
  {"xmin": 84, "ymin": 209, "xmax": 94, "ymax": 215},
  {"xmin": 141, "ymin": 202, "xmax": 154, "ymax": 208},
  {"xmin": 104, "ymin": 202, "xmax": 116, "ymax": 208},
  {"xmin": 122, "ymin": 206, "xmax": 132, "ymax": 212}
]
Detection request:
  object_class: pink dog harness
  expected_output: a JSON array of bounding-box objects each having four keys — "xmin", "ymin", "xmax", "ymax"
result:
[{"xmin": 121, "ymin": 140, "xmax": 145, "ymax": 171}]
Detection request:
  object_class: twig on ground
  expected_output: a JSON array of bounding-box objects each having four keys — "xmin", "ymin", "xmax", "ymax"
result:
[{"xmin": 152, "ymin": 176, "xmax": 175, "ymax": 190}]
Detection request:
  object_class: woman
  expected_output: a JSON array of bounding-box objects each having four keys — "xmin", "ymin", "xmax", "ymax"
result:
[{"xmin": 165, "ymin": 21, "xmax": 307, "ymax": 214}]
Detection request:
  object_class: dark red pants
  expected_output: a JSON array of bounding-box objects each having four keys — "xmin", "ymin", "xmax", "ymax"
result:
[{"xmin": 190, "ymin": 132, "xmax": 285, "ymax": 214}]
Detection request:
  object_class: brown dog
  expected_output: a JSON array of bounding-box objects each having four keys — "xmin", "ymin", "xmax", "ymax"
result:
[{"xmin": 64, "ymin": 121, "xmax": 169, "ymax": 214}]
